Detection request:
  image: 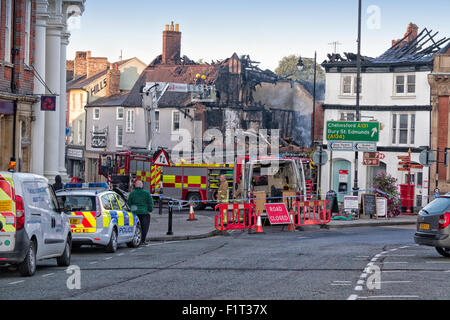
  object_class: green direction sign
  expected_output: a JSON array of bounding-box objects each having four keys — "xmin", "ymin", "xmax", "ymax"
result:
[{"xmin": 326, "ymin": 121, "xmax": 380, "ymax": 142}]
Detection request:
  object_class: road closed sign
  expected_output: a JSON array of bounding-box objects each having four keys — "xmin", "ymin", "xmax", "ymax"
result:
[{"xmin": 264, "ymin": 203, "xmax": 291, "ymax": 225}]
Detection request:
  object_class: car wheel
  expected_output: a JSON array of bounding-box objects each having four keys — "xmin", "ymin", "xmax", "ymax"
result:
[
  {"xmin": 127, "ymin": 221, "xmax": 142, "ymax": 248},
  {"xmin": 187, "ymin": 193, "xmax": 205, "ymax": 210},
  {"xmin": 105, "ymin": 228, "xmax": 118, "ymax": 253},
  {"xmin": 57, "ymin": 238, "xmax": 72, "ymax": 267},
  {"xmin": 435, "ymin": 247, "xmax": 450, "ymax": 257},
  {"xmin": 18, "ymin": 240, "xmax": 37, "ymax": 277}
]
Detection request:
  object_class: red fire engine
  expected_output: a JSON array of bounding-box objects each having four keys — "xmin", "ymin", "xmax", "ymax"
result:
[{"xmin": 98, "ymin": 151, "xmax": 316, "ymax": 211}]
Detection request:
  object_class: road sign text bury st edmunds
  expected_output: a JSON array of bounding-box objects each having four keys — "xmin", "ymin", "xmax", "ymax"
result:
[{"xmin": 326, "ymin": 121, "xmax": 380, "ymax": 142}]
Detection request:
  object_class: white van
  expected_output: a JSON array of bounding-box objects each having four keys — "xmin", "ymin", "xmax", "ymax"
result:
[{"xmin": 0, "ymin": 172, "xmax": 75, "ymax": 276}]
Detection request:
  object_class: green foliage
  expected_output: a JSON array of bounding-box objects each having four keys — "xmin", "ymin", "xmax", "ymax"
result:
[
  {"xmin": 274, "ymin": 54, "xmax": 325, "ymax": 82},
  {"xmin": 373, "ymin": 172, "xmax": 401, "ymax": 217}
]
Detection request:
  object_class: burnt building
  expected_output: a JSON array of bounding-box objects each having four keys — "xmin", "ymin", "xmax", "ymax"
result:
[{"xmin": 122, "ymin": 22, "xmax": 317, "ymax": 157}]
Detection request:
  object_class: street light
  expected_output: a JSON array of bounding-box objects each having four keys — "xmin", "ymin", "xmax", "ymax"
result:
[{"xmin": 353, "ymin": 0, "xmax": 362, "ymax": 197}]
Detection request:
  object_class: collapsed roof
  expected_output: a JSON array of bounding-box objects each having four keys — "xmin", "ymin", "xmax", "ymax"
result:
[{"xmin": 322, "ymin": 24, "xmax": 450, "ymax": 68}]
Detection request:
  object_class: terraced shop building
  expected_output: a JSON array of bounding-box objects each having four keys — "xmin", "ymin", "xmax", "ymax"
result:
[{"xmin": 320, "ymin": 23, "xmax": 450, "ymax": 207}]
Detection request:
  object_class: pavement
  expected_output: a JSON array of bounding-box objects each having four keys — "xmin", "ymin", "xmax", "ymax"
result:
[{"xmin": 147, "ymin": 206, "xmax": 418, "ymax": 242}]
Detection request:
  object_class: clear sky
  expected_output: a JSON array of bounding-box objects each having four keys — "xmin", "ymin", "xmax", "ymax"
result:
[{"xmin": 67, "ymin": 0, "xmax": 450, "ymax": 71}]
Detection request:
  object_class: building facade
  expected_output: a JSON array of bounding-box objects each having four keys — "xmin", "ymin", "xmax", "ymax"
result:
[
  {"xmin": 320, "ymin": 23, "xmax": 449, "ymax": 207},
  {"xmin": 0, "ymin": 0, "xmax": 39, "ymax": 172},
  {"xmin": 65, "ymin": 53, "xmax": 146, "ymax": 180},
  {"xmin": 0, "ymin": 0, "xmax": 86, "ymax": 180},
  {"xmin": 428, "ymin": 51, "xmax": 450, "ymax": 194}
]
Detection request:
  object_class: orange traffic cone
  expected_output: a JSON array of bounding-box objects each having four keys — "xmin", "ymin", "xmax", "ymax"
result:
[
  {"xmin": 288, "ymin": 209, "xmax": 295, "ymax": 232},
  {"xmin": 255, "ymin": 210, "xmax": 264, "ymax": 233},
  {"xmin": 187, "ymin": 203, "xmax": 198, "ymax": 221}
]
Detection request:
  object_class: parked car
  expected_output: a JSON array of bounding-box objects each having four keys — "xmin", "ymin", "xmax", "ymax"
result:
[
  {"xmin": 0, "ymin": 172, "xmax": 74, "ymax": 276},
  {"xmin": 56, "ymin": 183, "xmax": 141, "ymax": 253},
  {"xmin": 414, "ymin": 193, "xmax": 450, "ymax": 257}
]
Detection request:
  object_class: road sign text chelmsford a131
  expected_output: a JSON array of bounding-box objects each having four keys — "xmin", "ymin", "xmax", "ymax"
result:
[{"xmin": 326, "ymin": 121, "xmax": 380, "ymax": 142}]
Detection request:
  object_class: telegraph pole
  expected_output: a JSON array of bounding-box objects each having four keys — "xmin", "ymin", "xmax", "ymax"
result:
[{"xmin": 353, "ymin": 0, "xmax": 362, "ymax": 197}]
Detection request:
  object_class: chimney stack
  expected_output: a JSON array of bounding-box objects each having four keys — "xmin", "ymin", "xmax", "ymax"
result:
[
  {"xmin": 74, "ymin": 51, "xmax": 91, "ymax": 77},
  {"xmin": 162, "ymin": 22, "xmax": 181, "ymax": 65},
  {"xmin": 106, "ymin": 63, "xmax": 121, "ymax": 97},
  {"xmin": 392, "ymin": 22, "xmax": 419, "ymax": 47}
]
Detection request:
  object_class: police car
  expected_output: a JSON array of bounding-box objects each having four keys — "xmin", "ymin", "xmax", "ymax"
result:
[{"xmin": 56, "ymin": 183, "xmax": 142, "ymax": 253}]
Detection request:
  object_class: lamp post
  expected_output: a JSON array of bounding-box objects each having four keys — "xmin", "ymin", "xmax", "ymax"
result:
[
  {"xmin": 353, "ymin": 0, "xmax": 362, "ymax": 197},
  {"xmin": 297, "ymin": 52, "xmax": 317, "ymax": 149}
]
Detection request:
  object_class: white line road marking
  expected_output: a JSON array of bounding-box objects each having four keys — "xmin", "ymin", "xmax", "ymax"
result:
[
  {"xmin": 9, "ymin": 280, "xmax": 24, "ymax": 285},
  {"xmin": 347, "ymin": 244, "xmax": 415, "ymax": 301},
  {"xmin": 382, "ymin": 254, "xmax": 415, "ymax": 257},
  {"xmin": 89, "ymin": 261, "xmax": 98, "ymax": 264},
  {"xmin": 331, "ymin": 281, "xmax": 352, "ymax": 286},
  {"xmin": 426, "ymin": 261, "xmax": 450, "ymax": 264},
  {"xmin": 104, "ymin": 257, "xmax": 112, "ymax": 260},
  {"xmin": 374, "ymin": 281, "xmax": 412, "ymax": 284},
  {"xmin": 42, "ymin": 273, "xmax": 54, "ymax": 277},
  {"xmin": 146, "ymin": 241, "xmax": 182, "ymax": 246},
  {"xmin": 118, "ymin": 253, "xmax": 124, "ymax": 256},
  {"xmin": 358, "ymin": 295, "xmax": 419, "ymax": 299}
]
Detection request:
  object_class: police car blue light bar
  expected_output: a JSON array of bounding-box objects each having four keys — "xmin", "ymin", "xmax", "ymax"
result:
[{"xmin": 64, "ymin": 183, "xmax": 109, "ymax": 189}]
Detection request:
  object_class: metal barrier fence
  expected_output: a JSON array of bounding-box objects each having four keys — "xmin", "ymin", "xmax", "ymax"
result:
[
  {"xmin": 292, "ymin": 200, "xmax": 331, "ymax": 226},
  {"xmin": 215, "ymin": 203, "xmax": 256, "ymax": 231}
]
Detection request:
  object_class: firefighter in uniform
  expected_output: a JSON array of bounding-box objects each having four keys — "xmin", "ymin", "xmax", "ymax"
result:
[{"xmin": 217, "ymin": 175, "xmax": 229, "ymax": 225}]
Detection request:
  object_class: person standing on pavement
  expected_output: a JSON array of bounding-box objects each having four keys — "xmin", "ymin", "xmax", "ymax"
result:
[
  {"xmin": 127, "ymin": 180, "xmax": 153, "ymax": 244},
  {"xmin": 217, "ymin": 175, "xmax": 229, "ymax": 225},
  {"xmin": 53, "ymin": 175, "xmax": 64, "ymax": 191},
  {"xmin": 217, "ymin": 175, "xmax": 229, "ymax": 203}
]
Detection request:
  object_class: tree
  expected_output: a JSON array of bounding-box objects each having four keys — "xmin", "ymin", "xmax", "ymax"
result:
[{"xmin": 275, "ymin": 54, "xmax": 325, "ymax": 83}]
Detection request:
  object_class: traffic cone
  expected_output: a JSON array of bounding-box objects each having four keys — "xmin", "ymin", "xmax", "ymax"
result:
[
  {"xmin": 255, "ymin": 210, "xmax": 264, "ymax": 233},
  {"xmin": 187, "ymin": 203, "xmax": 198, "ymax": 221},
  {"xmin": 288, "ymin": 209, "xmax": 295, "ymax": 232}
]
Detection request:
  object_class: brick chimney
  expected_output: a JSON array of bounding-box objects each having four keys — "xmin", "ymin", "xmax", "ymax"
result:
[
  {"xmin": 106, "ymin": 63, "xmax": 121, "ymax": 97},
  {"xmin": 74, "ymin": 51, "xmax": 91, "ymax": 77},
  {"xmin": 392, "ymin": 22, "xmax": 419, "ymax": 47},
  {"xmin": 87, "ymin": 57, "xmax": 109, "ymax": 79},
  {"xmin": 162, "ymin": 22, "xmax": 181, "ymax": 64}
]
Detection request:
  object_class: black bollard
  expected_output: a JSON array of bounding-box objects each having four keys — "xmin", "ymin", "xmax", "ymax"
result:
[
  {"xmin": 167, "ymin": 201, "xmax": 173, "ymax": 235},
  {"xmin": 159, "ymin": 194, "xmax": 162, "ymax": 215}
]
